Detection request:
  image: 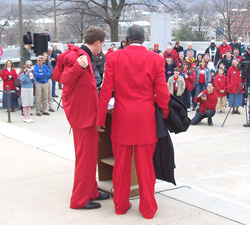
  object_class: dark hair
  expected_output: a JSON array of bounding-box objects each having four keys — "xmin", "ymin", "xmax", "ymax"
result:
[
  {"xmin": 126, "ymin": 25, "xmax": 145, "ymax": 43},
  {"xmin": 84, "ymin": 26, "xmax": 106, "ymax": 45},
  {"xmin": 27, "ymin": 31, "xmax": 31, "ymax": 35},
  {"xmin": 181, "ymin": 60, "xmax": 190, "ymax": 70},
  {"xmin": 207, "ymin": 81, "xmax": 214, "ymax": 86},
  {"xmin": 44, "ymin": 29, "xmax": 48, "ymax": 31}
]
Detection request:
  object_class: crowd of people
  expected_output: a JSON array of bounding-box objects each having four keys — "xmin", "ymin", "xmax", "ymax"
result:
[
  {"xmin": 1, "ymin": 24, "xmax": 250, "ymax": 220},
  {"xmin": 147, "ymin": 37, "xmax": 250, "ymax": 126},
  {"xmin": 1, "ymin": 35, "xmax": 250, "ymax": 126},
  {"xmin": 97, "ymin": 37, "xmax": 250, "ymax": 126},
  {"xmin": 0, "ymin": 36, "xmax": 63, "ymax": 123}
]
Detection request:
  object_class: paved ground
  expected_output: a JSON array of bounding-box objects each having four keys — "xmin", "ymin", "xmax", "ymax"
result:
[{"xmin": 0, "ymin": 82, "xmax": 250, "ymax": 224}]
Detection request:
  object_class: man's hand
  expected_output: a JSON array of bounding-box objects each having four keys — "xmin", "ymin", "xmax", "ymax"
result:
[
  {"xmin": 161, "ymin": 108, "xmax": 169, "ymax": 119},
  {"xmin": 201, "ymin": 96, "xmax": 207, "ymax": 101},
  {"xmin": 220, "ymin": 90, "xmax": 225, "ymax": 93},
  {"xmin": 97, "ymin": 125, "xmax": 106, "ymax": 132},
  {"xmin": 77, "ymin": 55, "xmax": 88, "ymax": 68},
  {"xmin": 197, "ymin": 92, "xmax": 203, "ymax": 98}
]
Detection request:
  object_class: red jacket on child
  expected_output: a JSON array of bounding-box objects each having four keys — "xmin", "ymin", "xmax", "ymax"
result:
[
  {"xmin": 183, "ymin": 70, "xmax": 196, "ymax": 91},
  {"xmin": 214, "ymin": 74, "xmax": 227, "ymax": 97}
]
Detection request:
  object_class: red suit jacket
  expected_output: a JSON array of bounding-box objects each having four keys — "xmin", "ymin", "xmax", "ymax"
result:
[
  {"xmin": 58, "ymin": 45, "xmax": 98, "ymax": 130},
  {"xmin": 1, "ymin": 69, "xmax": 17, "ymax": 90},
  {"xmin": 96, "ymin": 45, "xmax": 170, "ymax": 145}
]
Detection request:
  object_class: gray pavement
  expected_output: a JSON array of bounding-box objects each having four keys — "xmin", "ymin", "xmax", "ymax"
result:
[{"xmin": 1, "ymin": 87, "xmax": 250, "ymax": 224}]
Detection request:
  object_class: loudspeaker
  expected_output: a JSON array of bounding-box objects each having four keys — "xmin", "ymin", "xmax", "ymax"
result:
[{"xmin": 33, "ymin": 33, "xmax": 48, "ymax": 56}]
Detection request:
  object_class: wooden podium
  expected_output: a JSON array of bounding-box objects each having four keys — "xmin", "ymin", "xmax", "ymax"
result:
[{"xmin": 97, "ymin": 110, "xmax": 139, "ymax": 197}]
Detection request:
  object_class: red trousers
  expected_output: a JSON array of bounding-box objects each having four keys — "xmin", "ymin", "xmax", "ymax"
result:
[
  {"xmin": 112, "ymin": 141, "xmax": 158, "ymax": 219},
  {"xmin": 70, "ymin": 125, "xmax": 99, "ymax": 208}
]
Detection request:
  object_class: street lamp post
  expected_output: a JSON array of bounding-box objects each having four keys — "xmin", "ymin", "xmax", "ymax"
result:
[{"xmin": 19, "ymin": 0, "xmax": 24, "ymax": 67}]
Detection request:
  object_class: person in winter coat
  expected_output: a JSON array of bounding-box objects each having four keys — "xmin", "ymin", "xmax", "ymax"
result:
[
  {"xmin": 233, "ymin": 48, "xmax": 242, "ymax": 63},
  {"xmin": 118, "ymin": 40, "xmax": 126, "ymax": 49},
  {"xmin": 230, "ymin": 37, "xmax": 241, "ymax": 55},
  {"xmin": 204, "ymin": 53, "xmax": 215, "ymax": 72},
  {"xmin": 214, "ymin": 67, "xmax": 227, "ymax": 113},
  {"xmin": 168, "ymin": 67, "xmax": 185, "ymax": 101},
  {"xmin": 194, "ymin": 59, "xmax": 211, "ymax": 110},
  {"xmin": 218, "ymin": 50, "xmax": 234, "ymax": 76},
  {"xmin": 33, "ymin": 55, "xmax": 51, "ymax": 116},
  {"xmin": 178, "ymin": 51, "xmax": 185, "ymax": 68},
  {"xmin": 181, "ymin": 61, "xmax": 196, "ymax": 111},
  {"xmin": 19, "ymin": 64, "xmax": 36, "ymax": 122},
  {"xmin": 173, "ymin": 41, "xmax": 183, "ymax": 54},
  {"xmin": 153, "ymin": 43, "xmax": 162, "ymax": 54},
  {"xmin": 218, "ymin": 37, "xmax": 232, "ymax": 59},
  {"xmin": 165, "ymin": 58, "xmax": 177, "ymax": 82},
  {"xmin": 42, "ymin": 52, "xmax": 55, "ymax": 112},
  {"xmin": 226, "ymin": 59, "xmax": 243, "ymax": 114},
  {"xmin": 0, "ymin": 60, "xmax": 18, "ymax": 111},
  {"xmin": 92, "ymin": 50, "xmax": 105, "ymax": 79},
  {"xmin": 191, "ymin": 82, "xmax": 218, "ymax": 126},
  {"xmin": 195, "ymin": 59, "xmax": 211, "ymax": 97},
  {"xmin": 205, "ymin": 40, "xmax": 221, "ymax": 67}
]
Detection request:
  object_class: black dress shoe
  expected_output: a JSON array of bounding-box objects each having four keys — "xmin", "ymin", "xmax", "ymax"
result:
[
  {"xmin": 49, "ymin": 109, "xmax": 55, "ymax": 112},
  {"xmin": 82, "ymin": 201, "xmax": 101, "ymax": 209},
  {"xmin": 52, "ymin": 94, "xmax": 58, "ymax": 98},
  {"xmin": 95, "ymin": 192, "xmax": 110, "ymax": 200}
]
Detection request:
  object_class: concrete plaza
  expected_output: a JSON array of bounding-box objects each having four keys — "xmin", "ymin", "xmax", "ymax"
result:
[{"xmin": 0, "ymin": 87, "xmax": 250, "ymax": 225}]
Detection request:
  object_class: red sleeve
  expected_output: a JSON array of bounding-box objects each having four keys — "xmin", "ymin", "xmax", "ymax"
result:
[
  {"xmin": 226, "ymin": 67, "xmax": 233, "ymax": 92},
  {"xmin": 154, "ymin": 57, "xmax": 170, "ymax": 111},
  {"xmin": 194, "ymin": 96, "xmax": 201, "ymax": 103},
  {"xmin": 60, "ymin": 61, "xmax": 86, "ymax": 87},
  {"xmin": 188, "ymin": 71, "xmax": 196, "ymax": 82},
  {"xmin": 0, "ymin": 69, "xmax": 8, "ymax": 81},
  {"xmin": 214, "ymin": 76, "xmax": 219, "ymax": 90}
]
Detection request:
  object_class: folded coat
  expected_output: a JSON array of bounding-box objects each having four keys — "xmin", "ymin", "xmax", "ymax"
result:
[{"xmin": 154, "ymin": 95, "xmax": 191, "ymax": 185}]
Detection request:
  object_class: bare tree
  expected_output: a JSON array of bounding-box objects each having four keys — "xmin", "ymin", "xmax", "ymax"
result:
[
  {"xmin": 63, "ymin": 10, "xmax": 100, "ymax": 42},
  {"xmin": 58, "ymin": 0, "xmax": 183, "ymax": 41},
  {"xmin": 189, "ymin": 2, "xmax": 210, "ymax": 41},
  {"xmin": 210, "ymin": 0, "xmax": 249, "ymax": 41},
  {"xmin": 0, "ymin": 4, "xmax": 16, "ymax": 44}
]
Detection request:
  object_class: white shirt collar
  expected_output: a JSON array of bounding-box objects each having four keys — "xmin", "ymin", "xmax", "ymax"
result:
[{"xmin": 130, "ymin": 43, "xmax": 142, "ymax": 46}]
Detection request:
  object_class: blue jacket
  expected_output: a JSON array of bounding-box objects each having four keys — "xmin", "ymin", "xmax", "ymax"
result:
[
  {"xmin": 195, "ymin": 67, "xmax": 210, "ymax": 86},
  {"xmin": 20, "ymin": 72, "xmax": 35, "ymax": 88},
  {"xmin": 44, "ymin": 61, "xmax": 53, "ymax": 78},
  {"xmin": 33, "ymin": 64, "xmax": 50, "ymax": 83}
]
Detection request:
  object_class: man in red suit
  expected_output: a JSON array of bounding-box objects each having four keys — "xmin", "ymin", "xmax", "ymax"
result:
[
  {"xmin": 96, "ymin": 25, "xmax": 170, "ymax": 219},
  {"xmin": 55, "ymin": 26, "xmax": 109, "ymax": 210}
]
